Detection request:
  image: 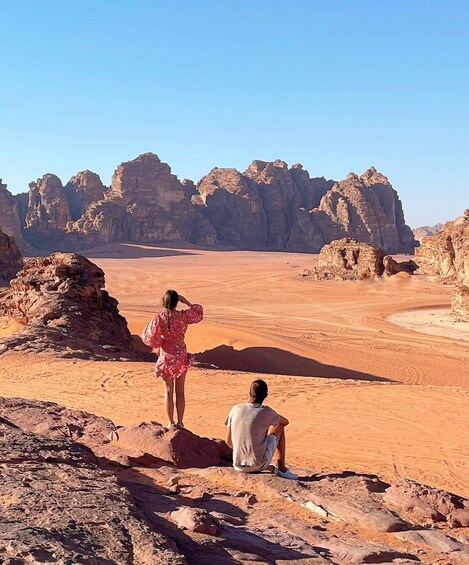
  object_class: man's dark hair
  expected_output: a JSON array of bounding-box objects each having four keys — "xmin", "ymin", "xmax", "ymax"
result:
[{"xmin": 249, "ymin": 379, "xmax": 268, "ymax": 404}]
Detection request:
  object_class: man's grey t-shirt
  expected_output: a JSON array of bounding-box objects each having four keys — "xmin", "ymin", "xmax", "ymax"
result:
[{"xmin": 225, "ymin": 403, "xmax": 280, "ymax": 469}]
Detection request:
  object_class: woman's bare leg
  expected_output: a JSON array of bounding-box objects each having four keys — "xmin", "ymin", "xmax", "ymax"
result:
[
  {"xmin": 175, "ymin": 372, "xmax": 187, "ymax": 427},
  {"xmin": 163, "ymin": 378, "xmax": 175, "ymax": 427}
]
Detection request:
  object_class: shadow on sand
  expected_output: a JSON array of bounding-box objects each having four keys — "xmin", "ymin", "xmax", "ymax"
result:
[{"xmin": 195, "ymin": 345, "xmax": 391, "ymax": 382}]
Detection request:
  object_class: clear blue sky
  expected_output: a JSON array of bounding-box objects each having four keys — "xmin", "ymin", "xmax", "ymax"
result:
[{"xmin": 1, "ymin": 0, "xmax": 468, "ymax": 227}]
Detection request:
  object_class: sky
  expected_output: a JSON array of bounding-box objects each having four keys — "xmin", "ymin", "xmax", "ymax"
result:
[{"xmin": 0, "ymin": 0, "xmax": 468, "ymax": 227}]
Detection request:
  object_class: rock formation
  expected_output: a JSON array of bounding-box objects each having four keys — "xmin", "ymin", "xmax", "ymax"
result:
[
  {"xmin": 196, "ymin": 163, "xmax": 415, "ymax": 253},
  {"xmin": 416, "ymin": 210, "xmax": 469, "ymax": 320},
  {"xmin": 0, "ymin": 229, "xmax": 22, "ymax": 285},
  {"xmin": 1, "ymin": 396, "xmax": 469, "ymax": 564},
  {"xmin": 0, "ymin": 178, "xmax": 27, "ymax": 250},
  {"xmin": 0, "ymin": 414, "xmax": 185, "ymax": 564},
  {"xmin": 413, "ymin": 222, "xmax": 444, "ymax": 241},
  {"xmin": 383, "ymin": 255, "xmax": 419, "ymax": 276},
  {"xmin": 67, "ymin": 153, "xmax": 217, "ymax": 248},
  {"xmin": 64, "ymin": 170, "xmax": 107, "ymax": 220},
  {"xmin": 315, "ymin": 168, "xmax": 416, "ymax": 253},
  {"xmin": 302, "ymin": 238, "xmax": 386, "ymax": 280},
  {"xmin": 0, "ymin": 252, "xmax": 137, "ymax": 360},
  {"xmin": 23, "ymin": 173, "xmax": 73, "ymax": 247},
  {"xmin": 4, "ymin": 154, "xmax": 416, "ymax": 253}
]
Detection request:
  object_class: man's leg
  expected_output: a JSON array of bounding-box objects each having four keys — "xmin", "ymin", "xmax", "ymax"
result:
[{"xmin": 268, "ymin": 423, "xmax": 287, "ymax": 472}]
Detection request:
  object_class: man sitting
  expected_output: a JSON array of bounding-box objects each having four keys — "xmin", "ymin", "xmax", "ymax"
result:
[{"xmin": 225, "ymin": 379, "xmax": 298, "ymax": 479}]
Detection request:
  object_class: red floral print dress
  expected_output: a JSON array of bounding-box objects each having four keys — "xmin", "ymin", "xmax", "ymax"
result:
[{"xmin": 142, "ymin": 304, "xmax": 203, "ymax": 380}]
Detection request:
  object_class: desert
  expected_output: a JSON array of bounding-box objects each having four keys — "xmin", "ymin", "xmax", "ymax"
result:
[{"xmin": 1, "ymin": 240, "xmax": 469, "ymax": 563}]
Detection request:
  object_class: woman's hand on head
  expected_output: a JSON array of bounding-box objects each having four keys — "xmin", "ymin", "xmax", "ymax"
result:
[{"xmin": 179, "ymin": 295, "xmax": 189, "ymax": 306}]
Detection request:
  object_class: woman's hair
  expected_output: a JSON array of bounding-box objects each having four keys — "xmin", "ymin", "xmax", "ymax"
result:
[
  {"xmin": 162, "ymin": 290, "xmax": 179, "ymax": 330},
  {"xmin": 162, "ymin": 290, "xmax": 179, "ymax": 310}
]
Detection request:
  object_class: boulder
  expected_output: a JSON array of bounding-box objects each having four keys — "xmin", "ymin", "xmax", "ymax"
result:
[
  {"xmin": 306, "ymin": 238, "xmax": 386, "ymax": 280},
  {"xmin": 383, "ymin": 255, "xmax": 419, "ymax": 276},
  {"xmin": 169, "ymin": 507, "xmax": 221, "ymax": 536},
  {"xmin": 0, "ymin": 252, "xmax": 137, "ymax": 360},
  {"xmin": 109, "ymin": 421, "xmax": 232, "ymax": 468},
  {"xmin": 0, "ymin": 229, "xmax": 22, "ymax": 285}
]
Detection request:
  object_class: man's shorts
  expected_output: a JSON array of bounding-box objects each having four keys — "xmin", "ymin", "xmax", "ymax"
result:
[{"xmin": 234, "ymin": 434, "xmax": 278, "ymax": 473}]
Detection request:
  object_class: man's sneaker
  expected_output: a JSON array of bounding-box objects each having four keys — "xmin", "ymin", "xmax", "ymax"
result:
[{"xmin": 275, "ymin": 466, "xmax": 298, "ymax": 480}]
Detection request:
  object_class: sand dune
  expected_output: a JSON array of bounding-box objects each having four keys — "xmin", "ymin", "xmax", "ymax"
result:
[{"xmin": 1, "ymin": 243, "xmax": 468, "ymax": 497}]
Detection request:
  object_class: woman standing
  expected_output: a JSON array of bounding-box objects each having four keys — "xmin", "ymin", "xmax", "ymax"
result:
[{"xmin": 142, "ymin": 290, "xmax": 203, "ymax": 429}]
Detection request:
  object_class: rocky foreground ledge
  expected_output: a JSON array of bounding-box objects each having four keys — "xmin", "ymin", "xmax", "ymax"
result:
[{"xmin": 1, "ymin": 397, "xmax": 468, "ymax": 564}]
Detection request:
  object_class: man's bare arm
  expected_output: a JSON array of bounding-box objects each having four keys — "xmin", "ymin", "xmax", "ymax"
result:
[{"xmin": 279, "ymin": 415, "xmax": 289, "ymax": 426}]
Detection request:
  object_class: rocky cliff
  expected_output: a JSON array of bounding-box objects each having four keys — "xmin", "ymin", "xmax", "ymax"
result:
[
  {"xmin": 0, "ymin": 229, "xmax": 22, "ymax": 285},
  {"xmin": 0, "ymin": 179, "xmax": 27, "ymax": 250},
  {"xmin": 4, "ymin": 154, "xmax": 415, "ymax": 253},
  {"xmin": 416, "ymin": 210, "xmax": 469, "ymax": 320},
  {"xmin": 196, "ymin": 162, "xmax": 415, "ymax": 253}
]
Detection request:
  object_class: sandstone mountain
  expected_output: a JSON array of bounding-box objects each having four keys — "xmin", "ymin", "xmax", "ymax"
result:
[
  {"xmin": 416, "ymin": 210, "xmax": 469, "ymax": 320},
  {"xmin": 0, "ymin": 229, "xmax": 22, "ymax": 285},
  {"xmin": 1, "ymin": 154, "xmax": 416, "ymax": 253},
  {"xmin": 413, "ymin": 222, "xmax": 444, "ymax": 241},
  {"xmin": 0, "ymin": 178, "xmax": 28, "ymax": 250}
]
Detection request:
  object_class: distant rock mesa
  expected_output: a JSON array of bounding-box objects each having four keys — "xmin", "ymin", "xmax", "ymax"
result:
[{"xmin": 1, "ymin": 154, "xmax": 416, "ymax": 253}]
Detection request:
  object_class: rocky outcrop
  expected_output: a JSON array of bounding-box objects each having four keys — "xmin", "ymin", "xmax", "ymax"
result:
[
  {"xmin": 2, "ymin": 396, "xmax": 469, "ymax": 565},
  {"xmin": 0, "ymin": 229, "xmax": 22, "ymax": 285},
  {"xmin": 452, "ymin": 285, "xmax": 469, "ymax": 322},
  {"xmin": 416, "ymin": 211, "xmax": 469, "ymax": 320},
  {"xmin": 383, "ymin": 255, "xmax": 419, "ymax": 276},
  {"xmin": 64, "ymin": 170, "xmax": 107, "ymax": 220},
  {"xmin": 315, "ymin": 168, "xmax": 416, "ymax": 253},
  {"xmin": 67, "ymin": 153, "xmax": 217, "ymax": 247},
  {"xmin": 0, "ymin": 178, "xmax": 27, "ymax": 250},
  {"xmin": 109, "ymin": 421, "xmax": 232, "ymax": 468},
  {"xmin": 416, "ymin": 211, "xmax": 469, "ymax": 284},
  {"xmin": 0, "ymin": 252, "xmax": 137, "ymax": 359},
  {"xmin": 23, "ymin": 173, "xmax": 72, "ymax": 247},
  {"xmin": 302, "ymin": 238, "xmax": 386, "ymax": 280},
  {"xmin": 0, "ymin": 416, "xmax": 185, "ymax": 564},
  {"xmin": 413, "ymin": 222, "xmax": 444, "ymax": 241}
]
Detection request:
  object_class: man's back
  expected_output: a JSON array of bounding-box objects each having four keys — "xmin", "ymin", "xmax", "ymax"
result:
[{"xmin": 226, "ymin": 402, "xmax": 279, "ymax": 469}]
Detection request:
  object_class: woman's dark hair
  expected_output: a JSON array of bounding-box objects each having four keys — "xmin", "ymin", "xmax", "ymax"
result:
[
  {"xmin": 249, "ymin": 379, "xmax": 268, "ymax": 404},
  {"xmin": 162, "ymin": 290, "xmax": 179, "ymax": 329}
]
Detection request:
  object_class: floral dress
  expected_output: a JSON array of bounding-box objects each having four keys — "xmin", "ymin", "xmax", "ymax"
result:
[{"xmin": 142, "ymin": 304, "xmax": 203, "ymax": 380}]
